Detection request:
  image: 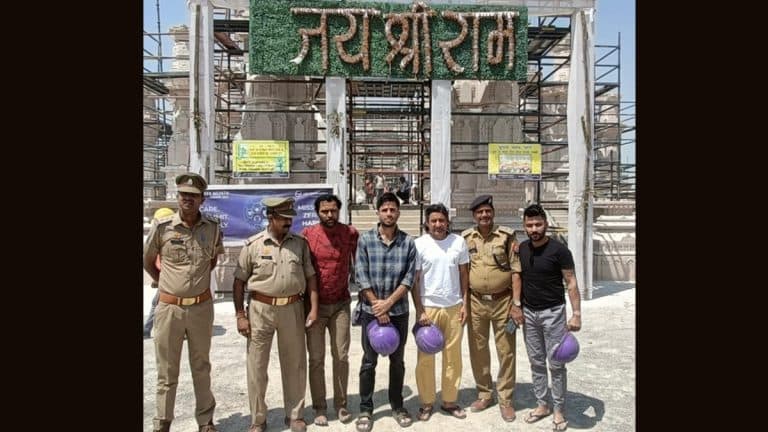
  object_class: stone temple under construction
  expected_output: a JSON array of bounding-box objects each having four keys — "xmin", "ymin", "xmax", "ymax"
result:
[{"xmin": 142, "ymin": 0, "xmax": 635, "ymax": 298}]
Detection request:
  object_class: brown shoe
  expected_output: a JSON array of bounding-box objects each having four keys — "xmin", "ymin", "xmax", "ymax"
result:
[
  {"xmin": 469, "ymin": 398, "xmax": 494, "ymax": 412},
  {"xmin": 500, "ymin": 405, "xmax": 517, "ymax": 422}
]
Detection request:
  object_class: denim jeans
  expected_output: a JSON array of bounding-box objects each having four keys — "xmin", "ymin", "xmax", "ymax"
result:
[
  {"xmin": 358, "ymin": 311, "xmax": 409, "ymax": 415},
  {"xmin": 522, "ymin": 303, "xmax": 567, "ymax": 412}
]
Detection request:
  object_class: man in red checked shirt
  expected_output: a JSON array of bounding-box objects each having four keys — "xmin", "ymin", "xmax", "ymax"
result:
[{"xmin": 301, "ymin": 194, "xmax": 360, "ymax": 427}]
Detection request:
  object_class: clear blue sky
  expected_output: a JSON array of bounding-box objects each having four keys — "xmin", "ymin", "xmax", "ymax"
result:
[{"xmin": 144, "ymin": 0, "xmax": 635, "ymax": 163}]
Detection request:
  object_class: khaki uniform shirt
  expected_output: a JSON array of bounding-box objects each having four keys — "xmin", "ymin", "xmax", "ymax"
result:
[
  {"xmin": 234, "ymin": 229, "xmax": 316, "ymax": 297},
  {"xmin": 462, "ymin": 224, "xmax": 521, "ymax": 294},
  {"xmin": 144, "ymin": 213, "xmax": 224, "ymax": 297}
]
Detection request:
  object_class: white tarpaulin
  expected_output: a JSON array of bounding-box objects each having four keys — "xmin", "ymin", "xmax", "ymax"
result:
[
  {"xmin": 325, "ymin": 77, "xmax": 349, "ymax": 223},
  {"xmin": 431, "ymin": 80, "xmax": 452, "ymax": 208},
  {"xmin": 567, "ymin": 8, "xmax": 595, "ymax": 299},
  {"xmin": 187, "ymin": 0, "xmax": 216, "ymax": 182}
]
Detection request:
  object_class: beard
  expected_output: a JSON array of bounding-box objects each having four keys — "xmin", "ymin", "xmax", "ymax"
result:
[{"xmin": 380, "ymin": 218, "xmax": 397, "ymax": 227}]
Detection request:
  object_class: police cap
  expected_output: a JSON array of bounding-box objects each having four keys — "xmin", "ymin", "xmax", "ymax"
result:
[
  {"xmin": 175, "ymin": 173, "xmax": 208, "ymax": 194},
  {"xmin": 469, "ymin": 194, "xmax": 494, "ymax": 212},
  {"xmin": 263, "ymin": 196, "xmax": 297, "ymax": 218}
]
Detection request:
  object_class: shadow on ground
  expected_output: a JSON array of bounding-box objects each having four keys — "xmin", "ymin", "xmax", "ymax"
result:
[
  {"xmin": 513, "ymin": 383, "xmax": 606, "ymax": 429},
  {"xmin": 212, "ymin": 325, "xmax": 227, "ymax": 336},
  {"xmin": 561, "ymin": 390, "xmax": 606, "ymax": 429},
  {"xmin": 589, "ymin": 282, "xmax": 634, "ymax": 300}
]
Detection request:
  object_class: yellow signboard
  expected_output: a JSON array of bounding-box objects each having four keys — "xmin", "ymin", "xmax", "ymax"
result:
[
  {"xmin": 233, "ymin": 140, "xmax": 290, "ymax": 178},
  {"xmin": 488, "ymin": 143, "xmax": 541, "ymax": 180}
]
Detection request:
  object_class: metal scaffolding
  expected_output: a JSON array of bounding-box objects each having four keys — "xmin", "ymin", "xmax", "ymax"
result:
[
  {"xmin": 594, "ymin": 33, "xmax": 635, "ymax": 200},
  {"xmin": 347, "ymin": 79, "xmax": 430, "ymax": 198},
  {"xmin": 519, "ymin": 16, "xmax": 635, "ymax": 206},
  {"xmin": 143, "ymin": 3, "xmax": 635, "ymax": 210},
  {"xmin": 142, "ymin": 0, "xmax": 172, "ymax": 200}
]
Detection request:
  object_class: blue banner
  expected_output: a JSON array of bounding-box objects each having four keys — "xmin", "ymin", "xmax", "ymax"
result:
[{"xmin": 201, "ymin": 185, "xmax": 334, "ymax": 244}]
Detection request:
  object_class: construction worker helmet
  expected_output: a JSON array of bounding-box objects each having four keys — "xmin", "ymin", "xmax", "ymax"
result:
[
  {"xmin": 153, "ymin": 207, "xmax": 175, "ymax": 221},
  {"xmin": 551, "ymin": 331, "xmax": 580, "ymax": 363}
]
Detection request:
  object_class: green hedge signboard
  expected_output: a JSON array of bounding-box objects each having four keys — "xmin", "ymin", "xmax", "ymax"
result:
[{"xmin": 250, "ymin": 0, "xmax": 528, "ymax": 81}]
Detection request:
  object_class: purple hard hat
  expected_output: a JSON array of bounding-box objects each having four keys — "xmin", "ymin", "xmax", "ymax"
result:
[
  {"xmin": 367, "ymin": 320, "xmax": 400, "ymax": 356},
  {"xmin": 413, "ymin": 323, "xmax": 445, "ymax": 354},
  {"xmin": 551, "ymin": 331, "xmax": 580, "ymax": 363}
]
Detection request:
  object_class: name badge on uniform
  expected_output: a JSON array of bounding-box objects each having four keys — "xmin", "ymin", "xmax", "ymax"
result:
[
  {"xmin": 170, "ymin": 239, "xmax": 184, "ymax": 245},
  {"xmin": 468, "ymin": 240, "xmax": 477, "ymax": 254},
  {"xmin": 260, "ymin": 255, "xmax": 273, "ymax": 260}
]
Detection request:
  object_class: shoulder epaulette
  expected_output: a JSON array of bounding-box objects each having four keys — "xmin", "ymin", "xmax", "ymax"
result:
[
  {"xmin": 461, "ymin": 227, "xmax": 475, "ymax": 238},
  {"xmin": 292, "ymin": 232, "xmax": 307, "ymax": 241},
  {"xmin": 155, "ymin": 215, "xmax": 174, "ymax": 225},
  {"xmin": 497, "ymin": 225, "xmax": 516, "ymax": 237},
  {"xmin": 245, "ymin": 232, "xmax": 265, "ymax": 246},
  {"xmin": 204, "ymin": 214, "xmax": 220, "ymax": 224}
]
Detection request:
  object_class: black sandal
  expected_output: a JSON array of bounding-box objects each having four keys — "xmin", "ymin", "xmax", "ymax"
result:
[
  {"xmin": 393, "ymin": 409, "xmax": 413, "ymax": 428},
  {"xmin": 355, "ymin": 414, "xmax": 372, "ymax": 432},
  {"xmin": 418, "ymin": 405, "xmax": 434, "ymax": 421}
]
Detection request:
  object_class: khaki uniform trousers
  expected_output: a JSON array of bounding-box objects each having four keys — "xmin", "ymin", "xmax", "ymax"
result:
[
  {"xmin": 247, "ymin": 299, "xmax": 307, "ymax": 426},
  {"xmin": 305, "ymin": 299, "xmax": 351, "ymax": 413},
  {"xmin": 467, "ymin": 294, "xmax": 516, "ymax": 405},
  {"xmin": 153, "ymin": 300, "xmax": 216, "ymax": 430},
  {"xmin": 415, "ymin": 303, "xmax": 465, "ymax": 405}
]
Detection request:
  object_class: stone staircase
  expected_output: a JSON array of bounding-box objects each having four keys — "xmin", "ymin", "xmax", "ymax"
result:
[
  {"xmin": 546, "ymin": 206, "xmax": 569, "ymax": 228},
  {"xmin": 349, "ymin": 204, "xmax": 423, "ymax": 237}
]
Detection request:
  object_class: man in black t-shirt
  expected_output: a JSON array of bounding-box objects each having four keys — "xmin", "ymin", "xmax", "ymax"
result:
[{"xmin": 517, "ymin": 204, "xmax": 582, "ymax": 432}]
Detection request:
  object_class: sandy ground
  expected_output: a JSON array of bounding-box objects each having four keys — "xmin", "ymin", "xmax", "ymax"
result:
[{"xmin": 143, "ymin": 281, "xmax": 635, "ymax": 431}]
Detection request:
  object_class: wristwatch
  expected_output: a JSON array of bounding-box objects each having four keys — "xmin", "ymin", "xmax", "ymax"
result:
[{"xmin": 512, "ymin": 299, "xmax": 521, "ymax": 307}]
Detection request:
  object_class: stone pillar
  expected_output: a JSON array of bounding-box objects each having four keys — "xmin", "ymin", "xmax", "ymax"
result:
[
  {"xmin": 169, "ymin": 25, "xmax": 190, "ymax": 72},
  {"xmin": 162, "ymin": 26, "xmax": 192, "ymax": 198},
  {"xmin": 237, "ymin": 76, "xmax": 321, "ymax": 185}
]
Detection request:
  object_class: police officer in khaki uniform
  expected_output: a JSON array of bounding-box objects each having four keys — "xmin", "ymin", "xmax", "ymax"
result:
[
  {"xmin": 232, "ymin": 197, "xmax": 319, "ymax": 432},
  {"xmin": 461, "ymin": 194, "xmax": 523, "ymax": 422},
  {"xmin": 143, "ymin": 173, "xmax": 224, "ymax": 432}
]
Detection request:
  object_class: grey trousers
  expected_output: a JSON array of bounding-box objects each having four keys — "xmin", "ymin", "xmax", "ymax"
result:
[{"xmin": 522, "ymin": 303, "xmax": 568, "ymax": 413}]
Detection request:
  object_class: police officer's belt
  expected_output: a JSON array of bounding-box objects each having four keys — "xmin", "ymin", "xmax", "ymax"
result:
[
  {"xmin": 470, "ymin": 289, "xmax": 510, "ymax": 301},
  {"xmin": 250, "ymin": 291, "xmax": 303, "ymax": 306},
  {"xmin": 159, "ymin": 290, "xmax": 212, "ymax": 306}
]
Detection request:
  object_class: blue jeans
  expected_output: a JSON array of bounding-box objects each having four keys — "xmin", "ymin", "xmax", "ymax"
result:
[{"xmin": 358, "ymin": 312, "xmax": 409, "ymax": 415}]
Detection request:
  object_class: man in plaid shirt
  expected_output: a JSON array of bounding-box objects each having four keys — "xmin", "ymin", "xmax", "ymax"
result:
[{"xmin": 354, "ymin": 192, "xmax": 417, "ymax": 432}]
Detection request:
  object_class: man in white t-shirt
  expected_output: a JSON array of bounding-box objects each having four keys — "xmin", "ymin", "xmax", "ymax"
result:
[
  {"xmin": 374, "ymin": 174, "xmax": 385, "ymax": 202},
  {"xmin": 410, "ymin": 203, "xmax": 470, "ymax": 422}
]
